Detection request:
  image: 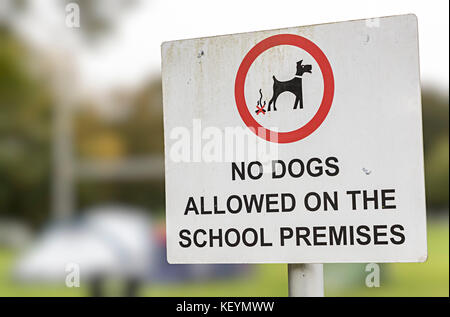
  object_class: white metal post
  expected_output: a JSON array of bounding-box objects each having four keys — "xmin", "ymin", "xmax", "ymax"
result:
[{"xmin": 288, "ymin": 263, "xmax": 324, "ymax": 297}]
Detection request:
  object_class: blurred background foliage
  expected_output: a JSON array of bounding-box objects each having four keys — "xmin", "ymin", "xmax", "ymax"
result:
[
  {"xmin": 0, "ymin": 26, "xmax": 448, "ymax": 227},
  {"xmin": 0, "ymin": 28, "xmax": 53, "ymax": 226},
  {"xmin": 74, "ymin": 79, "xmax": 165, "ymax": 214},
  {"xmin": 422, "ymin": 91, "xmax": 449, "ymax": 208},
  {"xmin": 0, "ymin": 24, "xmax": 167, "ymax": 225},
  {"xmin": 0, "ymin": 1, "xmax": 448, "ymax": 297}
]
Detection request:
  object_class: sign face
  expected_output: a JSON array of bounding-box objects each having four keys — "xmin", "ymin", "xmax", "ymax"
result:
[{"xmin": 161, "ymin": 14, "xmax": 427, "ymax": 263}]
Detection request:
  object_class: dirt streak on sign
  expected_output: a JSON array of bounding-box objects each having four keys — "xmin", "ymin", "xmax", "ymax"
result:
[{"xmin": 161, "ymin": 14, "xmax": 427, "ymax": 263}]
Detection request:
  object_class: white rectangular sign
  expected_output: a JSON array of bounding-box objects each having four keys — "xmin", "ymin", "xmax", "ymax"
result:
[{"xmin": 162, "ymin": 14, "xmax": 427, "ymax": 263}]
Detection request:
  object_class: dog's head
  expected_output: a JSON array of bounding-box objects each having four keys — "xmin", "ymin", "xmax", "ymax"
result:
[{"xmin": 296, "ymin": 60, "xmax": 312, "ymax": 76}]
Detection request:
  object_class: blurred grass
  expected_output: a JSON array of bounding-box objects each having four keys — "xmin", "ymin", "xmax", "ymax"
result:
[
  {"xmin": 0, "ymin": 249, "xmax": 86, "ymax": 297},
  {"xmin": 0, "ymin": 220, "xmax": 448, "ymax": 297},
  {"xmin": 326, "ymin": 219, "xmax": 449, "ymax": 297}
]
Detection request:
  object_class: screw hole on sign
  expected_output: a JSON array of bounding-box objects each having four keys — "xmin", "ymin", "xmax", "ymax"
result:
[{"xmin": 235, "ymin": 34, "xmax": 335, "ymax": 143}]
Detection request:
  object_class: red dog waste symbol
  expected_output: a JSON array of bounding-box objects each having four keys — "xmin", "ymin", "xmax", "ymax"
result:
[
  {"xmin": 255, "ymin": 89, "xmax": 266, "ymax": 115},
  {"xmin": 235, "ymin": 34, "xmax": 335, "ymax": 143}
]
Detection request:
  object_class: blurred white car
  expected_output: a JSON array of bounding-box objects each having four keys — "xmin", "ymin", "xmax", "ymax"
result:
[{"xmin": 14, "ymin": 205, "xmax": 154, "ymax": 295}]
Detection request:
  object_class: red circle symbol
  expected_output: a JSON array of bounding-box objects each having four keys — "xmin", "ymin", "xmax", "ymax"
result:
[{"xmin": 234, "ymin": 34, "xmax": 334, "ymax": 143}]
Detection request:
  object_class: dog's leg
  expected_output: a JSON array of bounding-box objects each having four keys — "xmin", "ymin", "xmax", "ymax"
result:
[
  {"xmin": 268, "ymin": 93, "xmax": 279, "ymax": 111},
  {"xmin": 299, "ymin": 82, "xmax": 303, "ymax": 109},
  {"xmin": 293, "ymin": 96, "xmax": 299, "ymax": 109}
]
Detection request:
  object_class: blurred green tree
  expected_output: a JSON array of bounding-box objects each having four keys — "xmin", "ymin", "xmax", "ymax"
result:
[
  {"xmin": 422, "ymin": 90, "xmax": 449, "ymax": 209},
  {"xmin": 74, "ymin": 79, "xmax": 165, "ymax": 214},
  {"xmin": 0, "ymin": 27, "xmax": 52, "ymax": 226}
]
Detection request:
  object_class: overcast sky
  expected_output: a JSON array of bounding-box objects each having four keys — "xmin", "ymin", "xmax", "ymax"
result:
[{"xmin": 14, "ymin": 0, "xmax": 450, "ymax": 95}]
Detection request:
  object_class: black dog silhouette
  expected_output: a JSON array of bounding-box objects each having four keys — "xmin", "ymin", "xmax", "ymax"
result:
[{"xmin": 267, "ymin": 60, "xmax": 312, "ymax": 111}]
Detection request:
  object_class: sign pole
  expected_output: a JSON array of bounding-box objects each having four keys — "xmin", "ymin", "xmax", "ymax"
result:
[{"xmin": 288, "ymin": 264, "xmax": 324, "ymax": 297}]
